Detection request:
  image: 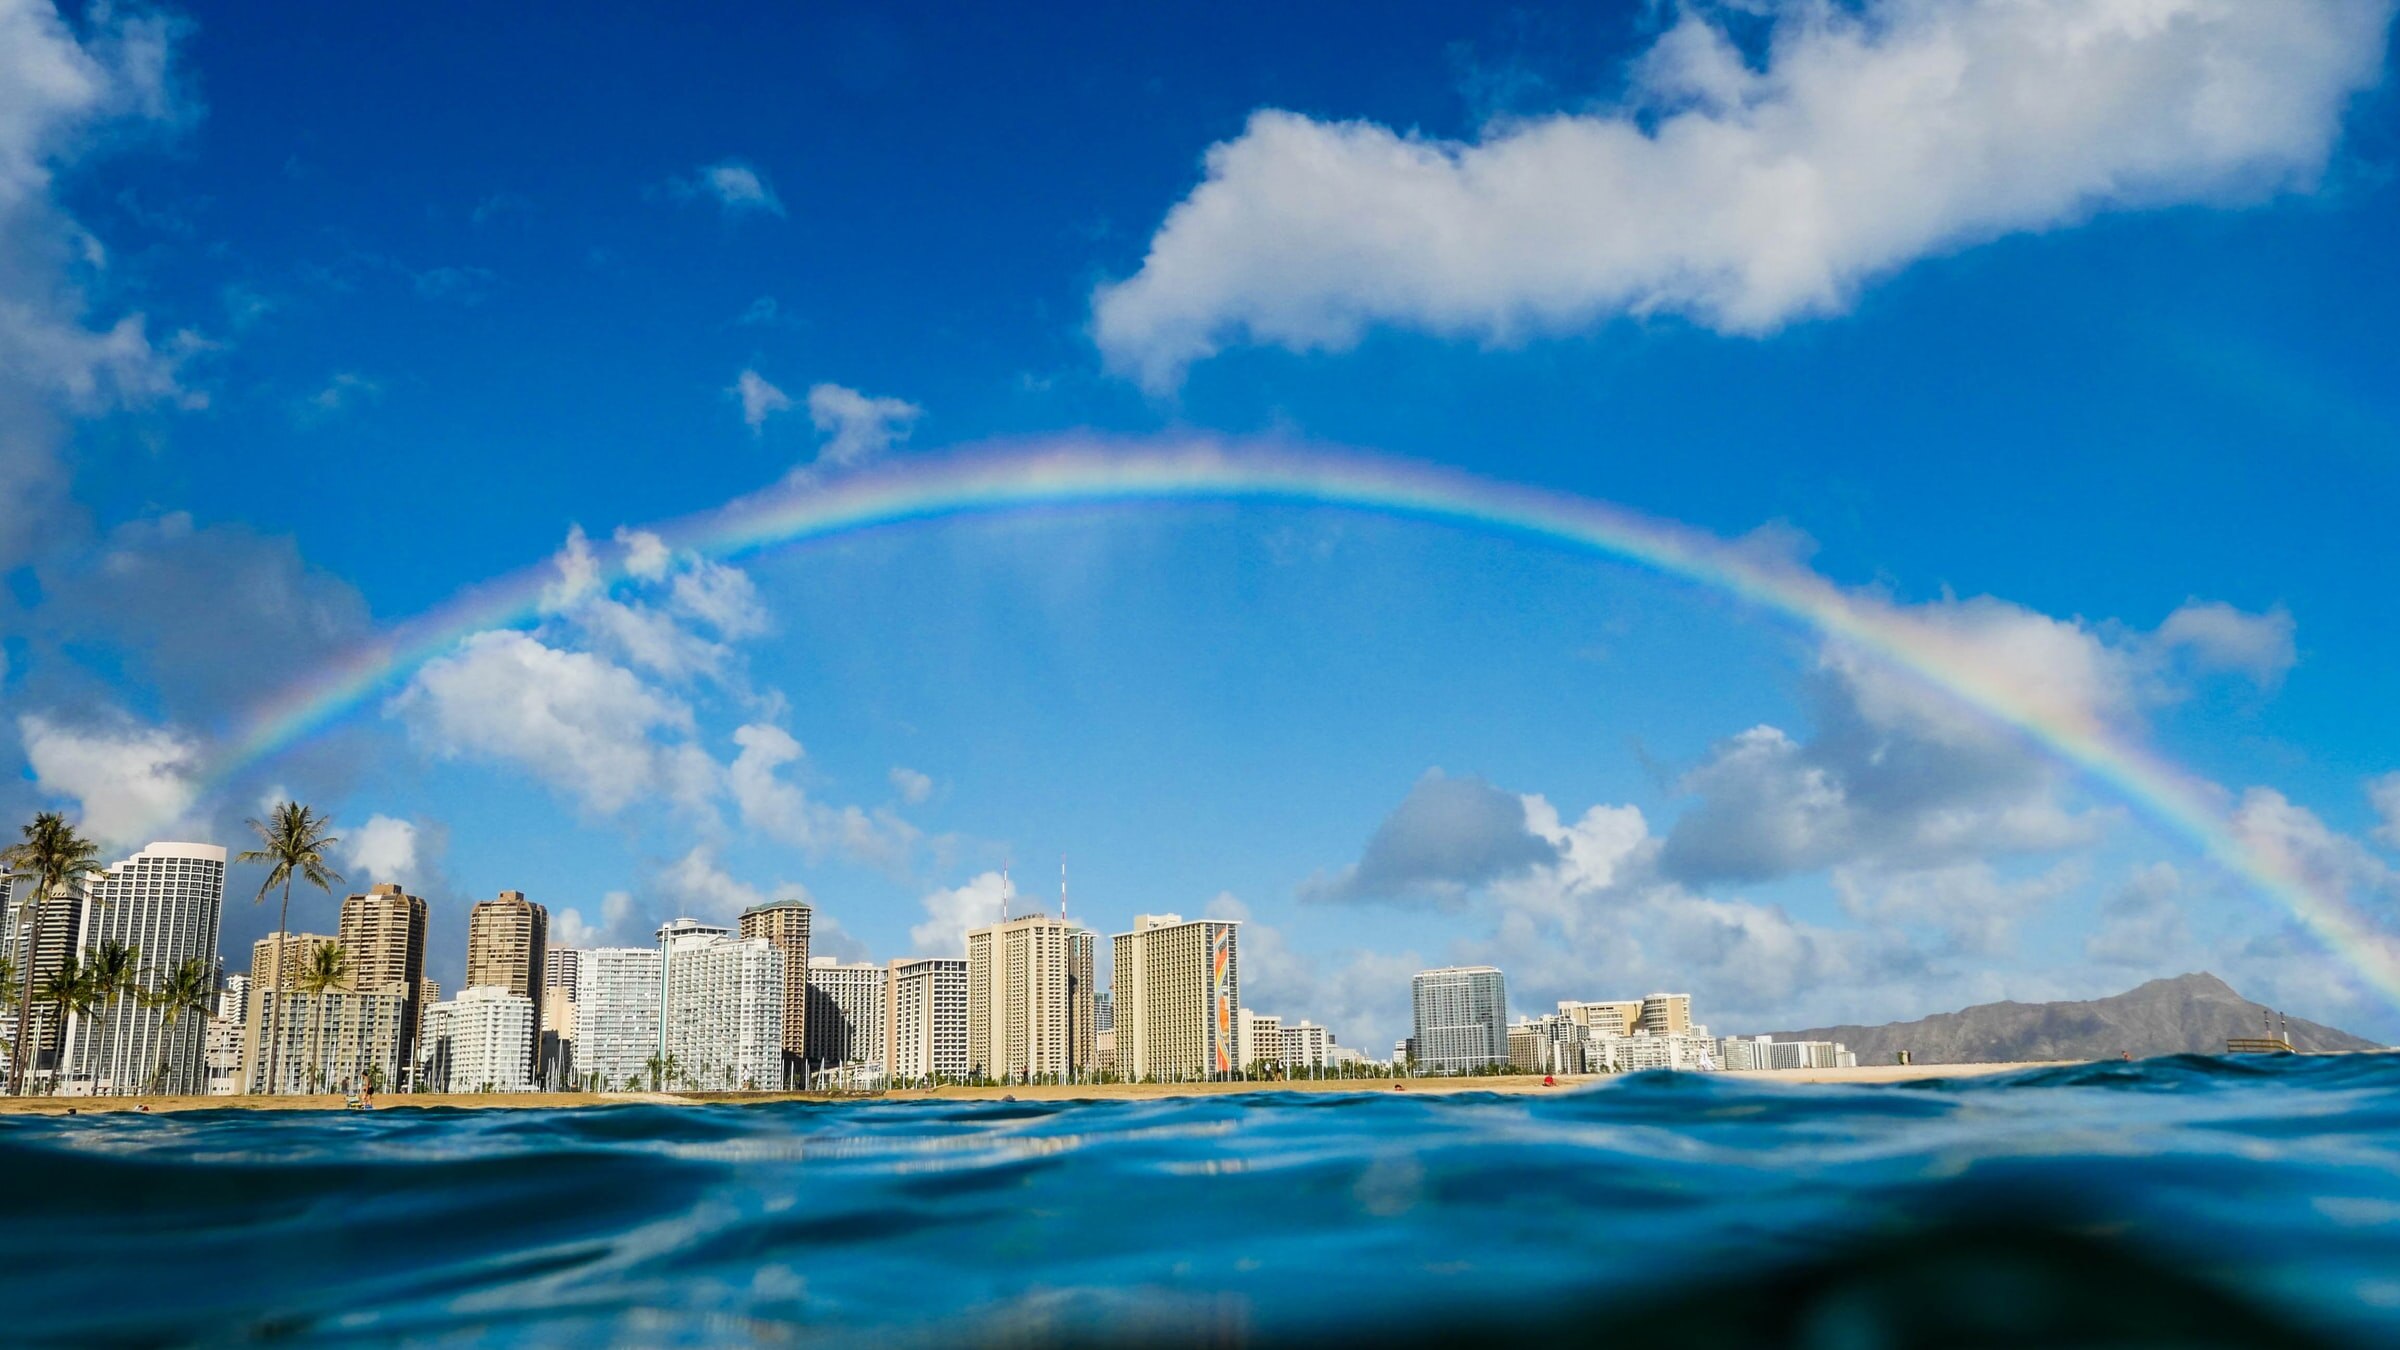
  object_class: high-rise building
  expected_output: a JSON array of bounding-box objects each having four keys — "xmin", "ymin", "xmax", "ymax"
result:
[
  {"xmin": 204, "ymin": 975, "xmax": 247, "ymax": 1096},
  {"xmin": 884, "ymin": 957, "xmax": 967, "ymax": 1084},
  {"xmin": 1095, "ymin": 989, "xmax": 1113, "ymax": 1033},
  {"xmin": 1111, "ymin": 913, "xmax": 1239, "ymax": 1082},
  {"xmin": 338, "ymin": 883, "xmax": 428, "ymax": 1070},
  {"xmin": 56, "ymin": 842, "xmax": 226, "ymax": 1095},
  {"xmin": 1638, "ymin": 993, "xmax": 1693, "ymax": 1035},
  {"xmin": 658, "ymin": 918, "xmax": 785, "ymax": 1091},
  {"xmin": 805, "ymin": 957, "xmax": 887, "ymax": 1068},
  {"xmin": 543, "ymin": 945, "xmax": 580, "ymax": 999},
  {"xmin": 574, "ymin": 946, "xmax": 663, "ymax": 1092},
  {"xmin": 466, "ymin": 891, "xmax": 548, "ymax": 1078},
  {"xmin": 1410, "ymin": 966, "xmax": 1508, "ymax": 1073},
  {"xmin": 738, "ymin": 900, "xmax": 811, "ymax": 1086},
  {"xmin": 966, "ymin": 913, "xmax": 1096, "ymax": 1081},
  {"xmin": 540, "ymin": 986, "xmax": 576, "ymax": 1090},
  {"xmin": 446, "ymin": 986, "xmax": 537, "ymax": 1092},
  {"xmin": 4, "ymin": 874, "xmax": 86, "ymax": 1081}
]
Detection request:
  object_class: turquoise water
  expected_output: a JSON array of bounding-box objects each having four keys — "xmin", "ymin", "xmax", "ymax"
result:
[{"xmin": 6, "ymin": 1055, "xmax": 2399, "ymax": 1346}]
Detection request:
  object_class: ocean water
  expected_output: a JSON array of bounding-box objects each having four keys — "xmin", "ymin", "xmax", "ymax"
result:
[{"xmin": 7, "ymin": 1055, "xmax": 2400, "ymax": 1347}]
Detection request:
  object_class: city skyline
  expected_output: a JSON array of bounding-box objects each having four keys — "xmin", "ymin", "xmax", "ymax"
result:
[{"xmin": 3, "ymin": 0, "xmax": 2399, "ymax": 1057}]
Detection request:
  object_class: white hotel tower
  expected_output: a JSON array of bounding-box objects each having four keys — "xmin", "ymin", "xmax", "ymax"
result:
[
  {"xmin": 64, "ymin": 842, "xmax": 226, "ymax": 1095},
  {"xmin": 658, "ymin": 918, "xmax": 785, "ymax": 1091}
]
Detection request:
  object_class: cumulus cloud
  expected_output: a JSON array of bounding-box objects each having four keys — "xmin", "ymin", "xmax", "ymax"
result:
[
  {"xmin": 2231, "ymin": 787, "xmax": 2398, "ymax": 904},
  {"xmin": 529, "ymin": 525, "xmax": 765, "ymax": 681},
  {"xmin": 341, "ymin": 813, "xmax": 420, "ymax": 885},
  {"xmin": 1304, "ymin": 769, "xmax": 1560, "ymax": 905},
  {"xmin": 17, "ymin": 711, "xmax": 199, "ymax": 847},
  {"xmin": 732, "ymin": 367, "xmax": 793, "ymax": 431},
  {"xmin": 2153, "ymin": 599, "xmax": 2298, "ymax": 687},
  {"xmin": 674, "ymin": 159, "xmax": 785, "ymax": 217},
  {"xmin": 729, "ymin": 724, "xmax": 920, "ymax": 868},
  {"xmin": 668, "ymin": 557, "xmax": 768, "ymax": 639},
  {"xmin": 1093, "ymin": 0, "xmax": 2394, "ymax": 387},
  {"xmin": 911, "ymin": 870, "xmax": 1009, "ymax": 956},
  {"xmin": 552, "ymin": 890, "xmax": 637, "ymax": 949},
  {"xmin": 392, "ymin": 630, "xmax": 699, "ymax": 815},
  {"xmin": 806, "ymin": 382, "xmax": 922, "ymax": 468},
  {"xmin": 1833, "ymin": 859, "xmax": 2084, "ymax": 958},
  {"xmin": 657, "ymin": 844, "xmax": 807, "ymax": 922},
  {"xmin": 2085, "ymin": 862, "xmax": 2198, "ymax": 968},
  {"xmin": 888, "ymin": 766, "xmax": 934, "ymax": 805}
]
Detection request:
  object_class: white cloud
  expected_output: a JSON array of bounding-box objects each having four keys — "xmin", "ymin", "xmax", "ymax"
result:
[
  {"xmin": 17, "ymin": 711, "xmax": 199, "ymax": 847},
  {"xmin": 341, "ymin": 813, "xmax": 419, "ymax": 885},
  {"xmin": 888, "ymin": 766, "xmax": 934, "ymax": 805},
  {"xmin": 911, "ymin": 870, "xmax": 1010, "ymax": 956},
  {"xmin": 806, "ymin": 383, "xmax": 921, "ymax": 467},
  {"xmin": 1304, "ymin": 769, "xmax": 1559, "ymax": 905},
  {"xmin": 732, "ymin": 368, "xmax": 793, "ymax": 430},
  {"xmin": 1093, "ymin": 0, "xmax": 2394, "ymax": 388},
  {"xmin": 392, "ymin": 630, "xmax": 698, "ymax": 815},
  {"xmin": 2231, "ymin": 787, "xmax": 2398, "ymax": 903},
  {"xmin": 1833, "ymin": 859, "xmax": 2084, "ymax": 957},
  {"xmin": 0, "ymin": 0, "xmax": 201, "ymax": 564},
  {"xmin": 729, "ymin": 723, "xmax": 919, "ymax": 868},
  {"xmin": 2371, "ymin": 774, "xmax": 2400, "ymax": 850},
  {"xmin": 668, "ymin": 557, "xmax": 768, "ymax": 639},
  {"xmin": 552, "ymin": 890, "xmax": 636, "ymax": 949},
  {"xmin": 685, "ymin": 159, "xmax": 784, "ymax": 217},
  {"xmin": 2085, "ymin": 862, "xmax": 2198, "ymax": 968},
  {"xmin": 537, "ymin": 524, "xmax": 603, "ymax": 613},
  {"xmin": 657, "ymin": 845, "xmax": 806, "ymax": 922},
  {"xmin": 2153, "ymin": 598, "xmax": 2298, "ymax": 687},
  {"xmin": 615, "ymin": 527, "xmax": 672, "ymax": 581}
]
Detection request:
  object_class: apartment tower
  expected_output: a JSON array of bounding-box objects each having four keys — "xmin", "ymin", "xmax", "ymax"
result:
[
  {"xmin": 738, "ymin": 899, "xmax": 811, "ymax": 1086},
  {"xmin": 804, "ymin": 957, "xmax": 887, "ymax": 1069},
  {"xmin": 466, "ymin": 890, "xmax": 548, "ymax": 1076},
  {"xmin": 1410, "ymin": 966, "xmax": 1509, "ymax": 1073},
  {"xmin": 338, "ymin": 883, "xmax": 428, "ymax": 1068},
  {"xmin": 964, "ymin": 913, "xmax": 1096, "ymax": 1081},
  {"xmin": 884, "ymin": 957, "xmax": 968, "ymax": 1084},
  {"xmin": 657, "ymin": 918, "xmax": 785, "ymax": 1091},
  {"xmin": 1110, "ymin": 914, "xmax": 1240, "ymax": 1082}
]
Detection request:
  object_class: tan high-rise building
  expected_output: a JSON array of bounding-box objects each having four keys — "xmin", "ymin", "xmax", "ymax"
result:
[
  {"xmin": 738, "ymin": 899, "xmax": 811, "ymax": 1086},
  {"xmin": 1639, "ymin": 993, "xmax": 1693, "ymax": 1035},
  {"xmin": 1111, "ymin": 914, "xmax": 1240, "ymax": 1082},
  {"xmin": 339, "ymin": 883, "xmax": 428, "ymax": 1066},
  {"xmin": 466, "ymin": 891, "xmax": 548, "ymax": 1076},
  {"xmin": 964, "ymin": 914, "xmax": 1095, "ymax": 1081},
  {"xmin": 244, "ymin": 931, "xmax": 336, "ymax": 1091}
]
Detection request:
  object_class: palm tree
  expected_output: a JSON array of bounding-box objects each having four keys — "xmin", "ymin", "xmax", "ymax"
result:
[
  {"xmin": 36, "ymin": 955, "xmax": 100, "ymax": 1095},
  {"xmin": 143, "ymin": 957, "xmax": 214, "ymax": 1094},
  {"xmin": 296, "ymin": 941, "xmax": 350, "ymax": 1094},
  {"xmin": 235, "ymin": 803, "xmax": 342, "ymax": 1094},
  {"xmin": 82, "ymin": 940, "xmax": 139, "ymax": 1095},
  {"xmin": 2, "ymin": 815, "xmax": 105, "ymax": 1096}
]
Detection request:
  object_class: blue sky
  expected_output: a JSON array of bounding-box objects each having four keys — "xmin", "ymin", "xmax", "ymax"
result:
[{"xmin": 6, "ymin": 0, "xmax": 2400, "ymax": 1049}]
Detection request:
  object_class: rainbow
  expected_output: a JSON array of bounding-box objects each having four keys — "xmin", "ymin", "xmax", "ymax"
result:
[{"xmin": 213, "ymin": 438, "xmax": 2400, "ymax": 1007}]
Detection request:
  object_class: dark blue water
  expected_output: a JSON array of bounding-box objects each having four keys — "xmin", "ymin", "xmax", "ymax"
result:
[{"xmin": 7, "ymin": 1055, "xmax": 2400, "ymax": 1346}]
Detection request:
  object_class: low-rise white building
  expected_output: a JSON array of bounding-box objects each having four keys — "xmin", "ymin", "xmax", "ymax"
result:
[
  {"xmin": 1280, "ymin": 1020, "xmax": 1335, "ymax": 1070},
  {"xmin": 1238, "ymin": 1009, "xmax": 1283, "ymax": 1072}
]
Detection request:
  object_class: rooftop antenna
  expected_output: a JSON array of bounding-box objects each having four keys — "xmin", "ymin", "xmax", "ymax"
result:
[
  {"xmin": 1060, "ymin": 855, "xmax": 1068, "ymax": 921},
  {"xmin": 1002, "ymin": 867, "xmax": 1012, "ymax": 923}
]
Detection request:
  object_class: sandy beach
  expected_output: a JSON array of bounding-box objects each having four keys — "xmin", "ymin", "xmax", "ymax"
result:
[{"xmin": 0, "ymin": 1061, "xmax": 2075, "ymax": 1114}]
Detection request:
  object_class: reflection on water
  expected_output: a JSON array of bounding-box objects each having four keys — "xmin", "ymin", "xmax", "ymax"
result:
[{"xmin": 5, "ymin": 1054, "xmax": 2399, "ymax": 1346}]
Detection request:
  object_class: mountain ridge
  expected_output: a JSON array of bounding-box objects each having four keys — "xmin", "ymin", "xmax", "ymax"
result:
[{"xmin": 1769, "ymin": 972, "xmax": 2386, "ymax": 1064}]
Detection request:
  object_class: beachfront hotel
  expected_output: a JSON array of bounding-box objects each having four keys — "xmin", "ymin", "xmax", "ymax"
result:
[
  {"xmin": 573, "ymin": 947, "xmax": 662, "ymax": 1091},
  {"xmin": 658, "ymin": 918, "xmax": 785, "ymax": 1091},
  {"xmin": 1111, "ymin": 914, "xmax": 1239, "ymax": 1081},
  {"xmin": 50, "ymin": 842, "xmax": 227, "ymax": 1096},
  {"xmin": 804, "ymin": 956, "xmax": 887, "ymax": 1070},
  {"xmin": 466, "ymin": 891, "xmax": 549, "ymax": 1078},
  {"xmin": 1238, "ymin": 1008, "xmax": 1283, "ymax": 1072},
  {"xmin": 248, "ymin": 976, "xmax": 408, "ymax": 1094},
  {"xmin": 965, "ymin": 911, "xmax": 1098, "ymax": 1081},
  {"xmin": 738, "ymin": 899, "xmax": 812, "ymax": 1086},
  {"xmin": 1411, "ymin": 966, "xmax": 1509, "ymax": 1072},
  {"xmin": 885, "ymin": 957, "xmax": 968, "ymax": 1084}
]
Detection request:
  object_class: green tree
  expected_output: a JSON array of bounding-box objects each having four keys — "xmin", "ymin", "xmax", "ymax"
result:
[
  {"xmin": 83, "ymin": 939, "xmax": 140, "ymax": 1095},
  {"xmin": 2, "ymin": 815, "xmax": 105, "ymax": 1095},
  {"xmin": 235, "ymin": 803, "xmax": 343, "ymax": 1094},
  {"xmin": 296, "ymin": 941, "xmax": 351, "ymax": 1094},
  {"xmin": 143, "ymin": 957, "xmax": 215, "ymax": 1094},
  {"xmin": 36, "ymin": 955, "xmax": 100, "ymax": 1095}
]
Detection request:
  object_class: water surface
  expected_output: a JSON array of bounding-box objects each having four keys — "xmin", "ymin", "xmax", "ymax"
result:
[{"xmin": 7, "ymin": 1055, "xmax": 2399, "ymax": 1345}]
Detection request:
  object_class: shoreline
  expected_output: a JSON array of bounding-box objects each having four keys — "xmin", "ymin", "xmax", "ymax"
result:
[{"xmin": 0, "ymin": 1061, "xmax": 2078, "ymax": 1114}]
